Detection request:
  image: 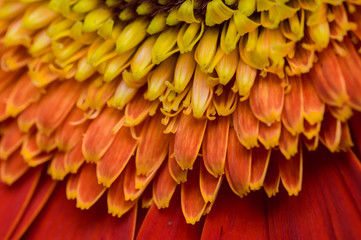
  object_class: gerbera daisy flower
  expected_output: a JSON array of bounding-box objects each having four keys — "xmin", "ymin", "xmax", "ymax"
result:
[{"xmin": 0, "ymin": 0, "xmax": 361, "ymax": 239}]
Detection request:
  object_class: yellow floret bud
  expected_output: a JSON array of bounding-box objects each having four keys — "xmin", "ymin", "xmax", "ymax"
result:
[
  {"xmin": 116, "ymin": 18, "xmax": 148, "ymax": 54},
  {"xmin": 174, "ymin": 51, "xmax": 196, "ymax": 93},
  {"xmin": 220, "ymin": 17, "xmax": 241, "ymax": 54},
  {"xmin": 178, "ymin": 0, "xmax": 200, "ymax": 24},
  {"xmin": 308, "ymin": 22, "xmax": 330, "ymax": 50},
  {"xmin": 147, "ymin": 13, "xmax": 167, "ymax": 35},
  {"xmin": 87, "ymin": 38, "xmax": 116, "ymax": 67},
  {"xmin": 131, "ymin": 36, "xmax": 156, "ymax": 80},
  {"xmin": 103, "ymin": 48, "xmax": 136, "ymax": 82},
  {"xmin": 75, "ymin": 56, "xmax": 96, "ymax": 82},
  {"xmin": 119, "ymin": 8, "xmax": 135, "ymax": 21},
  {"xmin": 166, "ymin": 8, "xmax": 180, "ymax": 26},
  {"xmin": 72, "ymin": 0, "xmax": 101, "ymax": 14},
  {"xmin": 29, "ymin": 30, "xmax": 52, "ymax": 57},
  {"xmin": 234, "ymin": 59, "xmax": 257, "ymax": 98},
  {"xmin": 0, "ymin": 2, "xmax": 27, "ymax": 20},
  {"xmin": 83, "ymin": 8, "xmax": 112, "ymax": 32},
  {"xmin": 192, "ymin": 66, "xmax": 213, "ymax": 118},
  {"xmin": 177, "ymin": 22, "xmax": 204, "ymax": 53},
  {"xmin": 216, "ymin": 48, "xmax": 239, "ymax": 85},
  {"xmin": 107, "ymin": 81, "xmax": 138, "ymax": 110},
  {"xmin": 195, "ymin": 27, "xmax": 219, "ymax": 72},
  {"xmin": 47, "ymin": 18, "xmax": 74, "ymax": 40},
  {"xmin": 136, "ymin": 2, "xmax": 152, "ymax": 15},
  {"xmin": 237, "ymin": 0, "xmax": 256, "ymax": 16},
  {"xmin": 205, "ymin": 0, "xmax": 234, "ymax": 26},
  {"xmin": 233, "ymin": 10, "xmax": 260, "ymax": 36},
  {"xmin": 152, "ymin": 28, "xmax": 179, "ymax": 64},
  {"xmin": 22, "ymin": 3, "xmax": 58, "ymax": 30},
  {"xmin": 145, "ymin": 55, "xmax": 177, "ymax": 101}
]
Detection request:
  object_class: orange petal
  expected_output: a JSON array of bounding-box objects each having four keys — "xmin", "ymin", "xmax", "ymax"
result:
[
  {"xmin": 64, "ymin": 142, "xmax": 84, "ymax": 174},
  {"xmin": 0, "ymin": 83, "xmax": 13, "ymax": 121},
  {"xmin": 202, "ymin": 116, "xmax": 229, "ymax": 177},
  {"xmin": 141, "ymin": 186, "xmax": 154, "ymax": 209},
  {"xmin": 328, "ymin": 104, "xmax": 353, "ymax": 122},
  {"xmin": 82, "ymin": 108, "xmax": 124, "ymax": 163},
  {"xmin": 1, "ymin": 149, "xmax": 29, "ymax": 185},
  {"xmin": 66, "ymin": 173, "xmax": 80, "ymax": 200},
  {"xmin": 36, "ymin": 131, "xmax": 56, "ymax": 153},
  {"xmin": 97, "ymin": 126, "xmax": 137, "ymax": 187},
  {"xmin": 279, "ymin": 147, "xmax": 303, "ymax": 196},
  {"xmin": 303, "ymin": 135, "xmax": 319, "ymax": 151},
  {"xmin": 337, "ymin": 37, "xmax": 361, "ymax": 111},
  {"xmin": 225, "ymin": 128, "xmax": 251, "ymax": 197},
  {"xmin": 36, "ymin": 80, "xmax": 84, "ymax": 136},
  {"xmin": 0, "ymin": 121, "xmax": 24, "ymax": 159},
  {"xmin": 310, "ymin": 46, "xmax": 347, "ymax": 107},
  {"xmin": 6, "ymin": 73, "xmax": 42, "ymax": 117},
  {"xmin": 124, "ymin": 88, "xmax": 155, "ymax": 126},
  {"xmin": 258, "ymin": 121, "xmax": 281, "ymax": 149},
  {"xmin": 174, "ymin": 114, "xmax": 207, "ymax": 170},
  {"xmin": 21, "ymin": 134, "xmax": 41, "ymax": 161},
  {"xmin": 47, "ymin": 152, "xmax": 67, "ymax": 180},
  {"xmin": 136, "ymin": 112, "xmax": 170, "ymax": 176},
  {"xmin": 263, "ymin": 152, "xmax": 280, "ymax": 197},
  {"xmin": 168, "ymin": 135, "xmax": 188, "ymax": 184},
  {"xmin": 0, "ymin": 69, "xmax": 20, "ymax": 92},
  {"xmin": 232, "ymin": 99, "xmax": 259, "ymax": 149},
  {"xmin": 152, "ymin": 161, "xmax": 177, "ymax": 209},
  {"xmin": 55, "ymin": 106, "xmax": 89, "ymax": 152},
  {"xmin": 279, "ymin": 126, "xmax": 299, "ymax": 159},
  {"xmin": 250, "ymin": 145, "xmax": 271, "ymax": 190},
  {"xmin": 181, "ymin": 162, "xmax": 207, "ymax": 224},
  {"xmin": 303, "ymin": 120, "xmax": 321, "ymax": 140},
  {"xmin": 199, "ymin": 159, "xmax": 222, "ymax": 203},
  {"xmin": 107, "ymin": 174, "xmax": 137, "ymax": 218},
  {"xmin": 282, "ymin": 75, "xmax": 303, "ymax": 135},
  {"xmin": 250, "ymin": 74, "xmax": 284, "ymax": 124},
  {"xmin": 338, "ymin": 122, "xmax": 353, "ymax": 151},
  {"xmin": 76, "ymin": 163, "xmax": 106, "ymax": 210},
  {"xmin": 319, "ymin": 111, "xmax": 341, "ymax": 152},
  {"xmin": 26, "ymin": 152, "xmax": 53, "ymax": 167},
  {"xmin": 123, "ymin": 159, "xmax": 153, "ymax": 201},
  {"xmin": 301, "ymin": 73, "xmax": 325, "ymax": 125},
  {"xmin": 17, "ymin": 102, "xmax": 39, "ymax": 132}
]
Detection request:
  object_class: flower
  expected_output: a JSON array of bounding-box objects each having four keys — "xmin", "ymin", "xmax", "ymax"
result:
[{"xmin": 0, "ymin": 0, "xmax": 361, "ymax": 239}]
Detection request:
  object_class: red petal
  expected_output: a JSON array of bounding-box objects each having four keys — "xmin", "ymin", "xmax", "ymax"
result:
[
  {"xmin": 201, "ymin": 186, "xmax": 268, "ymax": 239},
  {"xmin": 9, "ymin": 175, "xmax": 56, "ymax": 240},
  {"xmin": 25, "ymin": 182, "xmax": 137, "ymax": 240},
  {"xmin": 279, "ymin": 126, "xmax": 299, "ymax": 159},
  {"xmin": 263, "ymin": 152, "xmax": 280, "ymax": 197},
  {"xmin": 137, "ymin": 190, "xmax": 203, "ymax": 240},
  {"xmin": 0, "ymin": 167, "xmax": 42, "ymax": 239},
  {"xmin": 202, "ymin": 116, "xmax": 229, "ymax": 177},
  {"xmin": 174, "ymin": 114, "xmax": 207, "ymax": 170}
]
